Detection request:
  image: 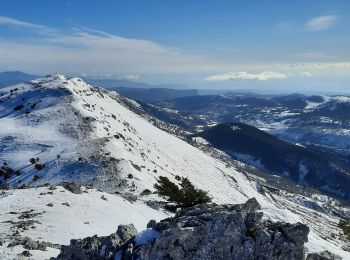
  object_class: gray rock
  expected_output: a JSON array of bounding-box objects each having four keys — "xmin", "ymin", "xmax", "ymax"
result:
[
  {"xmin": 138, "ymin": 199, "xmax": 309, "ymax": 260},
  {"xmin": 146, "ymin": 200, "xmax": 162, "ymax": 210},
  {"xmin": 19, "ymin": 250, "xmax": 32, "ymax": 257},
  {"xmin": 49, "ymin": 185, "xmax": 57, "ymax": 190},
  {"xmin": 7, "ymin": 236, "xmax": 57, "ymax": 251},
  {"xmin": 53, "ymin": 224, "xmax": 137, "ymax": 259},
  {"xmin": 116, "ymin": 224, "xmax": 137, "ymax": 241},
  {"xmin": 61, "ymin": 182, "xmax": 82, "ymax": 194},
  {"xmin": 146, "ymin": 219, "xmax": 157, "ymax": 229},
  {"xmin": 307, "ymin": 250, "xmax": 342, "ymax": 260},
  {"xmin": 121, "ymin": 192, "xmax": 137, "ymax": 202}
]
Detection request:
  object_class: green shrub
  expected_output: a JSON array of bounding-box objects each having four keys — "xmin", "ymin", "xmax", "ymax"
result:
[
  {"xmin": 33, "ymin": 175, "xmax": 40, "ymax": 181},
  {"xmin": 154, "ymin": 176, "xmax": 211, "ymax": 208},
  {"xmin": 34, "ymin": 164, "xmax": 45, "ymax": 170},
  {"xmin": 29, "ymin": 158, "xmax": 37, "ymax": 164}
]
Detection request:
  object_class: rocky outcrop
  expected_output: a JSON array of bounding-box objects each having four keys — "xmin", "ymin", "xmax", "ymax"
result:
[
  {"xmin": 137, "ymin": 198, "xmax": 309, "ymax": 260},
  {"xmin": 53, "ymin": 198, "xmax": 310, "ymax": 260},
  {"xmin": 53, "ymin": 224, "xmax": 138, "ymax": 260}
]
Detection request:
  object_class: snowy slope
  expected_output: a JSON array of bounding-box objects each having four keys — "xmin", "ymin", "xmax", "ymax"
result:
[
  {"xmin": 0, "ymin": 74, "xmax": 349, "ymax": 259},
  {"xmin": 0, "ymin": 186, "xmax": 169, "ymax": 259}
]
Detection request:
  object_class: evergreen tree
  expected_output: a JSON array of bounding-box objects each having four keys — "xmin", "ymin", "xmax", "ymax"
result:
[{"xmin": 154, "ymin": 176, "xmax": 211, "ymax": 208}]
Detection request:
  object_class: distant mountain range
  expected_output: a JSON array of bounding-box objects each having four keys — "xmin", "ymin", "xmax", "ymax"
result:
[
  {"xmin": 86, "ymin": 78, "xmax": 186, "ymax": 90},
  {"xmin": 193, "ymin": 122, "xmax": 350, "ymax": 201},
  {"xmin": 0, "ymin": 71, "xmax": 39, "ymax": 87},
  {"xmin": 0, "ymin": 71, "xmax": 197, "ymax": 102}
]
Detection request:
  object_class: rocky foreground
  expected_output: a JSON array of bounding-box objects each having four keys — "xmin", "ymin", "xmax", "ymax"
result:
[{"xmin": 52, "ymin": 198, "xmax": 337, "ymax": 260}]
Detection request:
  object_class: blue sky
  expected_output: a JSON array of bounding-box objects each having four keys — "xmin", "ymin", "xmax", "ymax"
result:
[{"xmin": 0, "ymin": 0, "xmax": 349, "ymax": 92}]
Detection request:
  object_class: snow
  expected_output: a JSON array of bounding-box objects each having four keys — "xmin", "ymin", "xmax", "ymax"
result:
[
  {"xmin": 134, "ymin": 228, "xmax": 160, "ymax": 246},
  {"xmin": 1, "ymin": 74, "xmax": 349, "ymax": 259},
  {"xmin": 231, "ymin": 125, "xmax": 240, "ymax": 131},
  {"xmin": 192, "ymin": 136, "xmax": 209, "ymax": 145},
  {"xmin": 0, "ymin": 186, "xmax": 169, "ymax": 259}
]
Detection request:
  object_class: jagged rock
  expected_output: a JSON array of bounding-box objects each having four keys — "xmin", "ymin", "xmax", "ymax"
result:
[
  {"xmin": 146, "ymin": 200, "xmax": 162, "ymax": 210},
  {"xmin": 53, "ymin": 199, "xmax": 310, "ymax": 260},
  {"xmin": 19, "ymin": 250, "xmax": 32, "ymax": 257},
  {"xmin": 116, "ymin": 224, "xmax": 137, "ymax": 241},
  {"xmin": 307, "ymin": 250, "xmax": 342, "ymax": 260},
  {"xmin": 139, "ymin": 198, "xmax": 309, "ymax": 260},
  {"xmin": 53, "ymin": 224, "xmax": 137, "ymax": 260},
  {"xmin": 61, "ymin": 182, "xmax": 82, "ymax": 194},
  {"xmin": 49, "ymin": 185, "xmax": 57, "ymax": 190},
  {"xmin": 146, "ymin": 219, "xmax": 157, "ymax": 229},
  {"xmin": 120, "ymin": 192, "xmax": 137, "ymax": 202},
  {"xmin": 7, "ymin": 236, "xmax": 58, "ymax": 251},
  {"xmin": 0, "ymin": 236, "xmax": 4, "ymax": 246}
]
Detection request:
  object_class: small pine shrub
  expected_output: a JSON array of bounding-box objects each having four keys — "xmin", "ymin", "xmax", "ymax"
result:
[
  {"xmin": 34, "ymin": 164, "xmax": 45, "ymax": 170},
  {"xmin": 154, "ymin": 176, "xmax": 211, "ymax": 209},
  {"xmin": 29, "ymin": 158, "xmax": 37, "ymax": 164},
  {"xmin": 33, "ymin": 175, "xmax": 40, "ymax": 181},
  {"xmin": 14, "ymin": 105, "xmax": 24, "ymax": 111}
]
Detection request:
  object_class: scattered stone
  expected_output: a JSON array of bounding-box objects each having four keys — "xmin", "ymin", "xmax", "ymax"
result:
[
  {"xmin": 46, "ymin": 203, "xmax": 54, "ymax": 207},
  {"xmin": 120, "ymin": 192, "xmax": 137, "ymax": 203},
  {"xmin": 101, "ymin": 195, "xmax": 108, "ymax": 201},
  {"xmin": 62, "ymin": 202, "xmax": 70, "ymax": 207},
  {"xmin": 19, "ymin": 250, "xmax": 32, "ymax": 257},
  {"xmin": 140, "ymin": 189, "xmax": 152, "ymax": 196},
  {"xmin": 306, "ymin": 250, "xmax": 342, "ymax": 260},
  {"xmin": 49, "ymin": 185, "xmax": 57, "ymax": 190},
  {"xmin": 61, "ymin": 182, "xmax": 82, "ymax": 194},
  {"xmin": 146, "ymin": 200, "xmax": 163, "ymax": 210},
  {"xmin": 8, "ymin": 236, "xmax": 56, "ymax": 251}
]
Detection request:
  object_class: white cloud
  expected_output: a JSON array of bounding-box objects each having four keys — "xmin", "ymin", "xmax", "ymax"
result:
[
  {"xmin": 294, "ymin": 52, "xmax": 333, "ymax": 59},
  {"xmin": 305, "ymin": 15, "xmax": 338, "ymax": 31},
  {"xmin": 0, "ymin": 15, "xmax": 348, "ymax": 82},
  {"xmin": 280, "ymin": 62, "xmax": 350, "ymax": 69},
  {"xmin": 0, "ymin": 16, "xmax": 55, "ymax": 35},
  {"xmin": 0, "ymin": 16, "xmax": 203, "ymax": 76},
  {"xmin": 300, "ymin": 72, "xmax": 312, "ymax": 77},
  {"xmin": 205, "ymin": 71, "xmax": 287, "ymax": 81}
]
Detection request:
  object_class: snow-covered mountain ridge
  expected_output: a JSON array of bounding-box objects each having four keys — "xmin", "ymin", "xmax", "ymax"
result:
[{"xmin": 0, "ymin": 74, "xmax": 350, "ymax": 259}]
